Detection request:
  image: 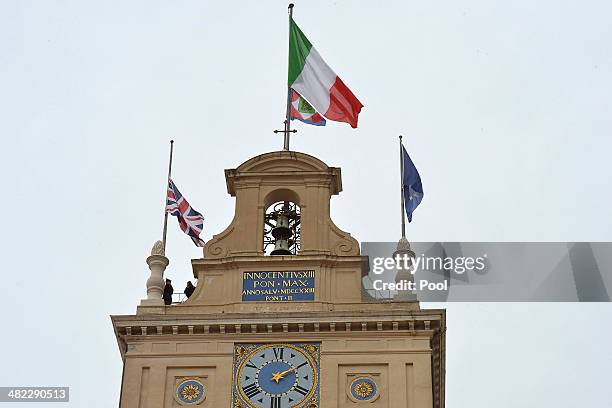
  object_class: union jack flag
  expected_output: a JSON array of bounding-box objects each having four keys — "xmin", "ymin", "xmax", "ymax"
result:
[{"xmin": 166, "ymin": 178, "xmax": 205, "ymax": 247}]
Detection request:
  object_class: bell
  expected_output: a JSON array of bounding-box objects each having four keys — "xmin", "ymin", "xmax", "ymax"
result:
[
  {"xmin": 270, "ymin": 238, "xmax": 292, "ymax": 255},
  {"xmin": 269, "ymin": 202, "xmax": 296, "ymax": 256},
  {"xmin": 271, "ymin": 213, "xmax": 293, "ymax": 240}
]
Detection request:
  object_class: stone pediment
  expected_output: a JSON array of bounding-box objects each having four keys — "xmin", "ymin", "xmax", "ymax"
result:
[
  {"xmin": 203, "ymin": 151, "xmax": 356, "ymax": 259},
  {"xmin": 236, "ymin": 151, "xmax": 330, "ymax": 172},
  {"xmin": 225, "ymin": 151, "xmax": 342, "ymax": 196}
]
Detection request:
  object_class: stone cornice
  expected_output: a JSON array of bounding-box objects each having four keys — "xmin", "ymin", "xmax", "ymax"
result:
[
  {"xmin": 191, "ymin": 254, "xmax": 364, "ymax": 269},
  {"xmin": 112, "ymin": 310, "xmax": 444, "ymax": 343},
  {"xmin": 114, "ymin": 308, "xmax": 444, "ymax": 322}
]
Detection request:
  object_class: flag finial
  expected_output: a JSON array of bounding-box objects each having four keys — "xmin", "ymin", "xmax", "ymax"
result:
[
  {"xmin": 162, "ymin": 140, "xmax": 174, "ymax": 252},
  {"xmin": 274, "ymin": 3, "xmax": 297, "ymax": 150},
  {"xmin": 399, "ymin": 135, "xmax": 406, "ymax": 238}
]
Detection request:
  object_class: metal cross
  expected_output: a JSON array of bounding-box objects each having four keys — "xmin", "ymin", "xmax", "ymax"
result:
[{"xmin": 274, "ymin": 119, "xmax": 297, "ymax": 151}]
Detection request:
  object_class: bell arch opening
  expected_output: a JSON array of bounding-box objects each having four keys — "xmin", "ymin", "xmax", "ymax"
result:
[
  {"xmin": 263, "ymin": 188, "xmax": 300, "ymax": 208},
  {"xmin": 263, "ymin": 201, "xmax": 301, "ymax": 256}
]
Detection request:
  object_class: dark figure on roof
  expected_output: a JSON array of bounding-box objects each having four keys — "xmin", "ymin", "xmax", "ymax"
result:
[
  {"xmin": 184, "ymin": 281, "xmax": 196, "ymax": 299},
  {"xmin": 163, "ymin": 278, "xmax": 173, "ymax": 305}
]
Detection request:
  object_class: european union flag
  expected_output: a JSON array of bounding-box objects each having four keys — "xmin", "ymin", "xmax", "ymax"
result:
[{"xmin": 402, "ymin": 145, "xmax": 423, "ymax": 222}]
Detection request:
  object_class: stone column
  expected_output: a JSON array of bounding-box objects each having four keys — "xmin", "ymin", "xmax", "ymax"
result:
[
  {"xmin": 393, "ymin": 237, "xmax": 418, "ymax": 301},
  {"xmin": 140, "ymin": 240, "xmax": 169, "ymax": 306}
]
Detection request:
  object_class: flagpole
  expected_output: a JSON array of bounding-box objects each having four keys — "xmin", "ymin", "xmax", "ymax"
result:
[
  {"xmin": 162, "ymin": 140, "xmax": 174, "ymax": 253},
  {"xmin": 399, "ymin": 135, "xmax": 406, "ymax": 238},
  {"xmin": 283, "ymin": 3, "xmax": 295, "ymax": 151}
]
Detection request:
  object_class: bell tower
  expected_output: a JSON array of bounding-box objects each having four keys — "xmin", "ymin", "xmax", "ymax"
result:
[{"xmin": 112, "ymin": 150, "xmax": 446, "ymax": 408}]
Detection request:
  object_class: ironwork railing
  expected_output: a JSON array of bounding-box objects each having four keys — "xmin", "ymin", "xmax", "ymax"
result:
[
  {"xmin": 364, "ymin": 289, "xmax": 395, "ymax": 300},
  {"xmin": 170, "ymin": 293, "xmax": 189, "ymax": 304}
]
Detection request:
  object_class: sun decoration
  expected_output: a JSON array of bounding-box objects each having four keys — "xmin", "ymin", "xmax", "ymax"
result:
[
  {"xmin": 175, "ymin": 379, "xmax": 206, "ymax": 405},
  {"xmin": 353, "ymin": 381, "xmax": 374, "ymax": 398},
  {"xmin": 349, "ymin": 377, "xmax": 378, "ymax": 402},
  {"xmin": 181, "ymin": 384, "xmax": 200, "ymax": 401}
]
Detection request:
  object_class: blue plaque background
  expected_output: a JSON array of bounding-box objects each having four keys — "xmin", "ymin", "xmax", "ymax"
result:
[{"xmin": 242, "ymin": 270, "xmax": 315, "ymax": 301}]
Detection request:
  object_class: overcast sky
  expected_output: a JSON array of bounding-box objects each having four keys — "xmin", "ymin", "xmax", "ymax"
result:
[{"xmin": 1, "ymin": 0, "xmax": 611, "ymax": 407}]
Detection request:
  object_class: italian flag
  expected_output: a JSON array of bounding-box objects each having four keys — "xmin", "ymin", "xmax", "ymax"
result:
[{"xmin": 288, "ymin": 17, "xmax": 364, "ymax": 128}]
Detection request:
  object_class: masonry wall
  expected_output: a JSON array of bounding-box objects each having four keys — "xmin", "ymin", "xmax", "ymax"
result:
[{"xmin": 119, "ymin": 335, "xmax": 433, "ymax": 408}]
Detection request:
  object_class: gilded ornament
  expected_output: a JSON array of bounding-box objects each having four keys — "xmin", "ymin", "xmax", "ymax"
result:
[
  {"xmin": 353, "ymin": 381, "xmax": 374, "ymax": 398},
  {"xmin": 181, "ymin": 384, "xmax": 200, "ymax": 401}
]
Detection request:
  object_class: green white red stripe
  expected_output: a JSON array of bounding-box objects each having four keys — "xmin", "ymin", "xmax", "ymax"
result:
[{"xmin": 288, "ymin": 17, "xmax": 363, "ymax": 128}]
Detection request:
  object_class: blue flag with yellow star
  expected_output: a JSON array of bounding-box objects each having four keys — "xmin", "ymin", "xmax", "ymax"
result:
[{"xmin": 402, "ymin": 145, "xmax": 423, "ymax": 222}]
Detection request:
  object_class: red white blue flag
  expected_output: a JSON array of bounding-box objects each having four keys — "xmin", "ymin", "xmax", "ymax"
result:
[
  {"xmin": 166, "ymin": 178, "xmax": 205, "ymax": 247},
  {"xmin": 290, "ymin": 89, "xmax": 326, "ymax": 126}
]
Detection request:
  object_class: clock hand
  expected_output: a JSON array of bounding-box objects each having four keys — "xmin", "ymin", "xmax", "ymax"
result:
[
  {"xmin": 271, "ymin": 367, "xmax": 296, "ymax": 383},
  {"xmin": 280, "ymin": 367, "xmax": 295, "ymax": 377}
]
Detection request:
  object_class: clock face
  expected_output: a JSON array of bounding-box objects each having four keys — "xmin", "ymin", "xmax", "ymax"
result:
[{"xmin": 234, "ymin": 343, "xmax": 319, "ymax": 408}]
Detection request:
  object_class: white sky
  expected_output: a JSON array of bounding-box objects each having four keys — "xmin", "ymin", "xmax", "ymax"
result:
[{"xmin": 1, "ymin": 0, "xmax": 611, "ymax": 406}]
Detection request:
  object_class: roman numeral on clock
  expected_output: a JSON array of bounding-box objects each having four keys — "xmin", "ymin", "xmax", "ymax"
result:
[
  {"xmin": 273, "ymin": 347, "xmax": 284, "ymax": 360},
  {"xmin": 294, "ymin": 385, "xmax": 309, "ymax": 396},
  {"xmin": 243, "ymin": 383, "xmax": 261, "ymax": 398},
  {"xmin": 270, "ymin": 396, "xmax": 281, "ymax": 408}
]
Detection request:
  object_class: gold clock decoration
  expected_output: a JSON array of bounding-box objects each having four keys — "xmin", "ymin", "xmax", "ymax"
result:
[
  {"xmin": 348, "ymin": 376, "xmax": 379, "ymax": 403},
  {"xmin": 174, "ymin": 378, "xmax": 206, "ymax": 405},
  {"xmin": 353, "ymin": 380, "xmax": 374, "ymax": 398}
]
